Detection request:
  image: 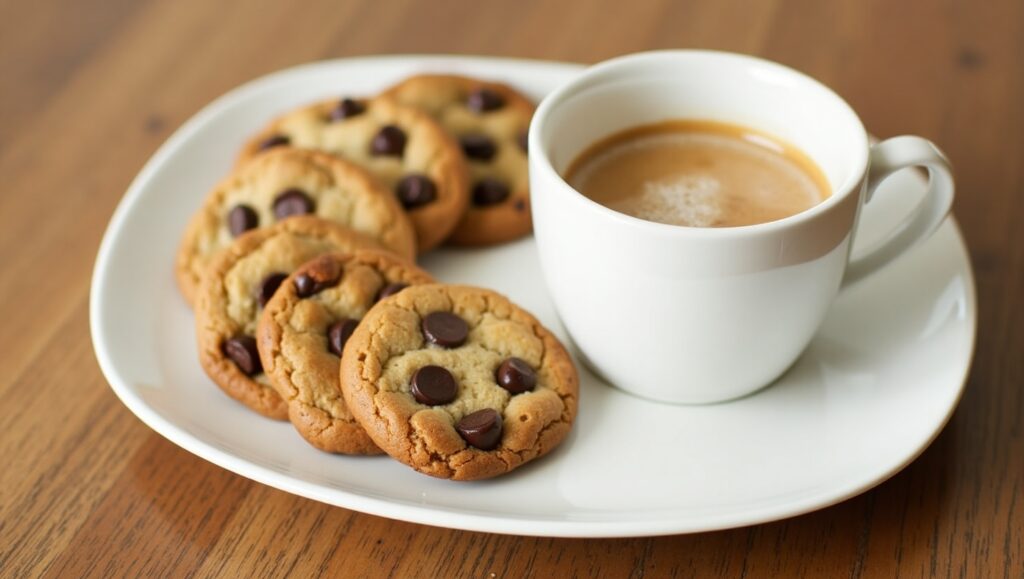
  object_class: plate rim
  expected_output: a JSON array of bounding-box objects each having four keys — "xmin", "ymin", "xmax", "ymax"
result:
[{"xmin": 89, "ymin": 54, "xmax": 977, "ymax": 537}]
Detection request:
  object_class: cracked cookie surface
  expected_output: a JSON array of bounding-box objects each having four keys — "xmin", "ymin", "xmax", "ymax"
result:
[
  {"xmin": 340, "ymin": 284, "xmax": 578, "ymax": 481},
  {"xmin": 195, "ymin": 217, "xmax": 381, "ymax": 419},
  {"xmin": 381, "ymin": 74, "xmax": 534, "ymax": 246},
  {"xmin": 238, "ymin": 96, "xmax": 469, "ymax": 252},
  {"xmin": 176, "ymin": 148, "xmax": 416, "ymax": 306},
  {"xmin": 257, "ymin": 250, "xmax": 434, "ymax": 454}
]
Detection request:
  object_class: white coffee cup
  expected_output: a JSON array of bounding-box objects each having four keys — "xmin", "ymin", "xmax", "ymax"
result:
[{"xmin": 528, "ymin": 50, "xmax": 954, "ymax": 404}]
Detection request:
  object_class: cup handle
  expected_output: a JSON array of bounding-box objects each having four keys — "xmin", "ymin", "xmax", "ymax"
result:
[{"xmin": 842, "ymin": 136, "xmax": 955, "ymax": 287}]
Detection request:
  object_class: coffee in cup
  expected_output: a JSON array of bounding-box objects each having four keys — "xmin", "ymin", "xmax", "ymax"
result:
[{"xmin": 564, "ymin": 120, "xmax": 830, "ymax": 228}]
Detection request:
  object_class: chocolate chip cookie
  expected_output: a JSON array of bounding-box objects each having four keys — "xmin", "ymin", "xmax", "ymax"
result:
[
  {"xmin": 195, "ymin": 216, "xmax": 380, "ymax": 419},
  {"xmin": 381, "ymin": 75, "xmax": 534, "ymax": 246},
  {"xmin": 238, "ymin": 96, "xmax": 469, "ymax": 252},
  {"xmin": 257, "ymin": 250, "xmax": 434, "ymax": 454},
  {"xmin": 176, "ymin": 148, "xmax": 417, "ymax": 306},
  {"xmin": 340, "ymin": 284, "xmax": 578, "ymax": 480}
]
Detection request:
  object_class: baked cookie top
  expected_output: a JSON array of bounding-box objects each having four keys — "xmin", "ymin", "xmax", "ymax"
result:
[
  {"xmin": 238, "ymin": 96, "xmax": 469, "ymax": 252},
  {"xmin": 381, "ymin": 74, "xmax": 534, "ymax": 246},
  {"xmin": 176, "ymin": 148, "xmax": 416, "ymax": 306},
  {"xmin": 257, "ymin": 250, "xmax": 434, "ymax": 454},
  {"xmin": 195, "ymin": 216, "xmax": 380, "ymax": 420},
  {"xmin": 340, "ymin": 284, "xmax": 578, "ymax": 481}
]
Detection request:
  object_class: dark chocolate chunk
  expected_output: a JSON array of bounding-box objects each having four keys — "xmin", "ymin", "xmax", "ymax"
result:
[
  {"xmin": 370, "ymin": 125, "xmax": 407, "ymax": 156},
  {"xmin": 460, "ymin": 134, "xmax": 497, "ymax": 161},
  {"xmin": 256, "ymin": 272, "xmax": 287, "ymax": 308},
  {"xmin": 258, "ymin": 134, "xmax": 290, "ymax": 151},
  {"xmin": 294, "ymin": 274, "xmax": 317, "ymax": 297},
  {"xmin": 272, "ymin": 188, "xmax": 315, "ymax": 220},
  {"xmin": 395, "ymin": 174, "xmax": 437, "ymax": 209},
  {"xmin": 495, "ymin": 357, "xmax": 537, "ymax": 394},
  {"xmin": 466, "ymin": 88, "xmax": 505, "ymax": 113},
  {"xmin": 410, "ymin": 365, "xmax": 458, "ymax": 406},
  {"xmin": 376, "ymin": 282, "xmax": 408, "ymax": 302},
  {"xmin": 456, "ymin": 408, "xmax": 503, "ymax": 450},
  {"xmin": 327, "ymin": 318, "xmax": 359, "ymax": 356},
  {"xmin": 223, "ymin": 336, "xmax": 262, "ymax": 375},
  {"xmin": 294, "ymin": 271, "xmax": 340, "ymax": 298},
  {"xmin": 228, "ymin": 204, "xmax": 259, "ymax": 237},
  {"xmin": 471, "ymin": 178, "xmax": 510, "ymax": 206},
  {"xmin": 294, "ymin": 257, "xmax": 342, "ymax": 297},
  {"xmin": 517, "ymin": 130, "xmax": 529, "ymax": 152},
  {"xmin": 330, "ymin": 98, "xmax": 365, "ymax": 121},
  {"xmin": 421, "ymin": 312, "xmax": 469, "ymax": 348}
]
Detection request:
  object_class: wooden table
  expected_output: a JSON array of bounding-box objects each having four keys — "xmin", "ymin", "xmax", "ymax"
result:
[{"xmin": 3, "ymin": 0, "xmax": 1020, "ymax": 576}]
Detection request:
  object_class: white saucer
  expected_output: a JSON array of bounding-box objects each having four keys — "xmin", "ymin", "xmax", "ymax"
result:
[{"xmin": 90, "ymin": 56, "xmax": 976, "ymax": 537}]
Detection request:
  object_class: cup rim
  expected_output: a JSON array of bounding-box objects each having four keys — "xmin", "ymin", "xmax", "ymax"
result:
[{"xmin": 529, "ymin": 49, "xmax": 870, "ymax": 237}]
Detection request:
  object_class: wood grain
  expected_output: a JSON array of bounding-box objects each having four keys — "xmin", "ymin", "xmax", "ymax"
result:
[{"xmin": 1, "ymin": 0, "xmax": 1021, "ymax": 576}]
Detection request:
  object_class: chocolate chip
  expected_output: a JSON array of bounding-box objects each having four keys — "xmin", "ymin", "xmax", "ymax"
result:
[
  {"xmin": 460, "ymin": 134, "xmax": 497, "ymax": 161},
  {"xmin": 471, "ymin": 178, "xmax": 510, "ymax": 206},
  {"xmin": 256, "ymin": 272, "xmax": 287, "ymax": 307},
  {"xmin": 293, "ymin": 257, "xmax": 342, "ymax": 297},
  {"xmin": 422, "ymin": 312, "xmax": 468, "ymax": 348},
  {"xmin": 223, "ymin": 336, "xmax": 261, "ymax": 375},
  {"xmin": 517, "ymin": 130, "xmax": 529, "ymax": 152},
  {"xmin": 496, "ymin": 357, "xmax": 537, "ymax": 394},
  {"xmin": 227, "ymin": 204, "xmax": 259, "ymax": 237},
  {"xmin": 376, "ymin": 282, "xmax": 408, "ymax": 302},
  {"xmin": 294, "ymin": 271, "xmax": 339, "ymax": 298},
  {"xmin": 456, "ymin": 409, "xmax": 502, "ymax": 450},
  {"xmin": 327, "ymin": 318, "xmax": 359, "ymax": 356},
  {"xmin": 295, "ymin": 274, "xmax": 330, "ymax": 297},
  {"xmin": 466, "ymin": 88, "xmax": 505, "ymax": 113},
  {"xmin": 370, "ymin": 125, "xmax": 407, "ymax": 156},
  {"xmin": 410, "ymin": 365, "xmax": 458, "ymax": 406},
  {"xmin": 395, "ymin": 174, "xmax": 437, "ymax": 209},
  {"xmin": 294, "ymin": 274, "xmax": 316, "ymax": 297},
  {"xmin": 330, "ymin": 98, "xmax": 365, "ymax": 121},
  {"xmin": 513, "ymin": 199, "xmax": 527, "ymax": 212},
  {"xmin": 258, "ymin": 134, "xmax": 290, "ymax": 151},
  {"xmin": 273, "ymin": 188, "xmax": 315, "ymax": 220}
]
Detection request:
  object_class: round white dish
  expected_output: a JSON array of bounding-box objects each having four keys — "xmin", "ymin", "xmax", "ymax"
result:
[{"xmin": 90, "ymin": 55, "xmax": 976, "ymax": 537}]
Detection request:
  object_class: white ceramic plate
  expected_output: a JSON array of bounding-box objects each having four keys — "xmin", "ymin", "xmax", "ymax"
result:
[{"xmin": 90, "ymin": 56, "xmax": 976, "ymax": 537}]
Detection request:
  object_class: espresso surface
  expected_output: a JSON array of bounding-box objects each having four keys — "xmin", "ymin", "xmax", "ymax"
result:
[{"xmin": 565, "ymin": 120, "xmax": 830, "ymax": 227}]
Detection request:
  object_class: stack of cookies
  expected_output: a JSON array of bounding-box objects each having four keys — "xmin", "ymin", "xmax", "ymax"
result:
[{"xmin": 174, "ymin": 74, "xmax": 578, "ymax": 481}]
